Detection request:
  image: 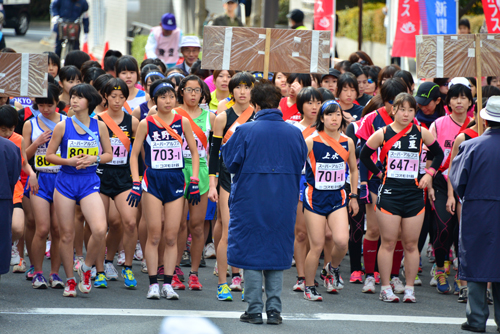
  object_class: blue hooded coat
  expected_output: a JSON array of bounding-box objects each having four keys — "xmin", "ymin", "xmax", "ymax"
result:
[{"xmin": 221, "ymin": 109, "xmax": 307, "ymax": 270}]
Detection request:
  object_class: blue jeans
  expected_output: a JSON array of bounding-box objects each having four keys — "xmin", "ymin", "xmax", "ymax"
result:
[{"xmin": 244, "ymin": 269, "xmax": 283, "ymax": 314}]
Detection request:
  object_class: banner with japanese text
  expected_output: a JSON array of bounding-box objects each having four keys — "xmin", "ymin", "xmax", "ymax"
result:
[
  {"xmin": 419, "ymin": 0, "xmax": 457, "ymax": 35},
  {"xmin": 314, "ymin": 0, "xmax": 335, "ymax": 32},
  {"xmin": 482, "ymin": 0, "xmax": 500, "ymax": 33},
  {"xmin": 392, "ymin": 0, "xmax": 420, "ymax": 57}
]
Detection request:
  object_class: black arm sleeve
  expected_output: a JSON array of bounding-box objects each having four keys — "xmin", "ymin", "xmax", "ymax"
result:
[
  {"xmin": 427, "ymin": 140, "xmax": 444, "ymax": 172},
  {"xmin": 208, "ymin": 136, "xmax": 222, "ymax": 175},
  {"xmin": 360, "ymin": 144, "xmax": 382, "ymax": 177},
  {"xmin": 345, "ymin": 123, "xmax": 360, "ymax": 159}
]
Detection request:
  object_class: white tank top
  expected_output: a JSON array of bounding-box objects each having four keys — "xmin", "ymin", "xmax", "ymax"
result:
[{"xmin": 31, "ymin": 115, "xmax": 66, "ymax": 173}]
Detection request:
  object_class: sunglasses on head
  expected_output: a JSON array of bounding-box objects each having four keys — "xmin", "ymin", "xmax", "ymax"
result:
[{"xmin": 367, "ymin": 78, "xmax": 374, "ymax": 84}]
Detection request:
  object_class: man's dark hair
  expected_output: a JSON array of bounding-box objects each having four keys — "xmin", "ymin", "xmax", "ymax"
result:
[
  {"xmin": 459, "ymin": 18, "xmax": 470, "ymax": 30},
  {"xmin": 250, "ymin": 80, "xmax": 281, "ymax": 110}
]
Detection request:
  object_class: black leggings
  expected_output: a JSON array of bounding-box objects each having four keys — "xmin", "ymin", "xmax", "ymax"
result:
[
  {"xmin": 346, "ymin": 183, "xmax": 366, "ymax": 273},
  {"xmin": 418, "ymin": 196, "xmax": 434, "ymax": 253}
]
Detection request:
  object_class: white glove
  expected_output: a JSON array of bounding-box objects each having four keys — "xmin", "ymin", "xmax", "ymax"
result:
[
  {"xmin": 83, "ymin": 33, "xmax": 88, "ymax": 43},
  {"xmin": 51, "ymin": 15, "xmax": 59, "ymax": 26}
]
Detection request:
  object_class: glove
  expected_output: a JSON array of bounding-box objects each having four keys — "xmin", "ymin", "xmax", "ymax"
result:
[
  {"xmin": 187, "ymin": 177, "xmax": 200, "ymax": 205},
  {"xmin": 51, "ymin": 15, "xmax": 59, "ymax": 26},
  {"xmin": 83, "ymin": 33, "xmax": 88, "ymax": 43},
  {"xmin": 127, "ymin": 181, "xmax": 142, "ymax": 207},
  {"xmin": 359, "ymin": 183, "xmax": 372, "ymax": 204}
]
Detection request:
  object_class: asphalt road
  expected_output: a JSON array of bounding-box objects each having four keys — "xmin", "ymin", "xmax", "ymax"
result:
[{"xmin": 3, "ymin": 22, "xmax": 53, "ymax": 54}]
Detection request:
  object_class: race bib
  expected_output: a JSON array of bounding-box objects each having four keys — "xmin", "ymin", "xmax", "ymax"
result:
[
  {"xmin": 150, "ymin": 140, "xmax": 183, "ymax": 169},
  {"xmin": 35, "ymin": 146, "xmax": 61, "ymax": 173},
  {"xmin": 107, "ymin": 138, "xmax": 128, "ymax": 165},
  {"xmin": 67, "ymin": 139, "xmax": 99, "ymax": 166},
  {"xmin": 419, "ymin": 150, "xmax": 427, "ymax": 175},
  {"xmin": 387, "ymin": 151, "xmax": 419, "ymax": 179},
  {"xmin": 442, "ymin": 148, "xmax": 451, "ymax": 176},
  {"xmin": 182, "ymin": 135, "xmax": 206, "ymax": 159},
  {"xmin": 315, "ymin": 162, "xmax": 345, "ymax": 190}
]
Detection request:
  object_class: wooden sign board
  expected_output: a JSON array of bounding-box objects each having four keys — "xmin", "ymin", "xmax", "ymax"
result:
[
  {"xmin": 201, "ymin": 26, "xmax": 331, "ymax": 76},
  {"xmin": 0, "ymin": 53, "xmax": 48, "ymax": 98}
]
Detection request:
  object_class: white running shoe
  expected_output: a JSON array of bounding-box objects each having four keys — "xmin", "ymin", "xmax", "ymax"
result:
[
  {"xmin": 403, "ymin": 288, "xmax": 416, "ymax": 303},
  {"xmin": 11, "ymin": 243, "xmax": 20, "ymax": 266},
  {"xmin": 161, "ymin": 284, "xmax": 179, "ymax": 300},
  {"xmin": 77, "ymin": 266, "xmax": 92, "ymax": 294},
  {"xmin": 430, "ymin": 264, "xmax": 437, "ymax": 286},
  {"xmin": 204, "ymin": 243, "xmax": 216, "ymax": 259},
  {"xmin": 213, "ymin": 261, "xmax": 218, "ymax": 277},
  {"xmin": 73, "ymin": 256, "xmax": 84, "ymax": 272},
  {"xmin": 293, "ymin": 278, "xmax": 305, "ymax": 292},
  {"xmin": 105, "ymin": 262, "xmax": 119, "ymax": 281},
  {"xmin": 291, "ymin": 257, "xmax": 296, "ymax": 267},
  {"xmin": 362, "ymin": 276, "xmax": 376, "ymax": 293},
  {"xmin": 91, "ymin": 266, "xmax": 97, "ymax": 280},
  {"xmin": 390, "ymin": 277, "xmax": 405, "ymax": 294},
  {"xmin": 379, "ymin": 287, "xmax": 400, "ymax": 302},
  {"xmin": 45, "ymin": 240, "xmax": 51, "ymax": 258},
  {"xmin": 13, "ymin": 258, "xmax": 26, "ymax": 273},
  {"xmin": 141, "ymin": 259, "xmax": 148, "ymax": 273},
  {"xmin": 229, "ymin": 276, "xmax": 243, "ymax": 291},
  {"xmin": 147, "ymin": 283, "xmax": 160, "ymax": 299},
  {"xmin": 134, "ymin": 241, "xmax": 143, "ymax": 261},
  {"xmin": 453, "ymin": 257, "xmax": 458, "ymax": 271},
  {"xmin": 324, "ymin": 275, "xmax": 336, "ymax": 293},
  {"xmin": 117, "ymin": 250, "xmax": 126, "ymax": 266},
  {"xmin": 331, "ymin": 269, "xmax": 344, "ymax": 291},
  {"xmin": 414, "ymin": 275, "xmax": 422, "ymax": 286}
]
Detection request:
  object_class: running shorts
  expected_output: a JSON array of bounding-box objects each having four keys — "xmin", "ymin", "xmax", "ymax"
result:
[
  {"xmin": 376, "ymin": 185, "xmax": 424, "ymax": 218},
  {"xmin": 183, "ymin": 160, "xmax": 209, "ymax": 197},
  {"xmin": 55, "ymin": 172, "xmax": 100, "ymax": 204},
  {"xmin": 35, "ymin": 172, "xmax": 58, "ymax": 203},
  {"xmin": 303, "ymin": 184, "xmax": 347, "ymax": 217},
  {"xmin": 187, "ymin": 199, "xmax": 217, "ymax": 221},
  {"xmin": 219, "ymin": 161, "xmax": 231, "ymax": 194},
  {"xmin": 97, "ymin": 167, "xmax": 133, "ymax": 199},
  {"xmin": 13, "ymin": 180, "xmax": 24, "ymax": 205},
  {"xmin": 142, "ymin": 168, "xmax": 185, "ymax": 205},
  {"xmin": 368, "ymin": 177, "xmax": 381, "ymax": 195}
]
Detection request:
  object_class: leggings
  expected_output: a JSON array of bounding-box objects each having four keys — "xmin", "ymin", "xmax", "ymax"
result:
[
  {"xmin": 346, "ymin": 183, "xmax": 366, "ymax": 273},
  {"xmin": 418, "ymin": 196, "xmax": 433, "ymax": 253}
]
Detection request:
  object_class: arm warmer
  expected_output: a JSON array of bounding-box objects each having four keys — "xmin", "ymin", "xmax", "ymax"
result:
[
  {"xmin": 427, "ymin": 140, "xmax": 444, "ymax": 172},
  {"xmin": 208, "ymin": 136, "xmax": 222, "ymax": 175},
  {"xmin": 360, "ymin": 143, "xmax": 382, "ymax": 177},
  {"xmin": 358, "ymin": 139, "xmax": 370, "ymax": 182},
  {"xmin": 345, "ymin": 123, "xmax": 360, "ymax": 159}
]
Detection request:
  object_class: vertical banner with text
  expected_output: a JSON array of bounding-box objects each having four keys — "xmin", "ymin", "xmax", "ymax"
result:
[
  {"xmin": 419, "ymin": 0, "xmax": 458, "ymax": 35},
  {"xmin": 482, "ymin": 0, "xmax": 500, "ymax": 33},
  {"xmin": 314, "ymin": 0, "xmax": 335, "ymax": 58},
  {"xmin": 392, "ymin": 0, "xmax": 420, "ymax": 57}
]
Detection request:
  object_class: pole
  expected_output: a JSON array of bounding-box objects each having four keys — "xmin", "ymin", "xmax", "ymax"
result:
[
  {"xmin": 358, "ymin": 0, "xmax": 363, "ymax": 50},
  {"xmin": 456, "ymin": 0, "xmax": 459, "ymax": 33},
  {"xmin": 263, "ymin": 28, "xmax": 271, "ymax": 79},
  {"xmin": 331, "ymin": 0, "xmax": 336, "ymax": 65},
  {"xmin": 475, "ymin": 33, "xmax": 484, "ymax": 135},
  {"xmin": 386, "ymin": 0, "xmax": 391, "ymax": 65}
]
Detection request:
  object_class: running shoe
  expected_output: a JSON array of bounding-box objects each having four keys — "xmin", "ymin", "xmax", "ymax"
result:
[
  {"xmin": 25, "ymin": 265, "xmax": 34, "ymax": 280},
  {"xmin": 453, "ymin": 258, "xmax": 458, "ymax": 271},
  {"xmin": 186, "ymin": 235, "xmax": 192, "ymax": 252},
  {"xmin": 157, "ymin": 266, "xmax": 164, "ymax": 281},
  {"xmin": 350, "ymin": 271, "xmax": 364, "ymax": 284},
  {"xmin": 240, "ymin": 311, "xmax": 264, "ymax": 324},
  {"xmin": 175, "ymin": 266, "xmax": 184, "ymax": 282},
  {"xmin": 444, "ymin": 260, "xmax": 451, "ymax": 275},
  {"xmin": 104, "ymin": 262, "xmax": 119, "ymax": 281},
  {"xmin": 73, "ymin": 256, "xmax": 84, "ymax": 272},
  {"xmin": 32, "ymin": 273, "xmax": 48, "ymax": 289},
  {"xmin": 435, "ymin": 270, "xmax": 451, "ymax": 294},
  {"xmin": 320, "ymin": 268, "xmax": 328, "ymax": 281},
  {"xmin": 49, "ymin": 273, "xmax": 64, "ymax": 289},
  {"xmin": 403, "ymin": 289, "xmax": 416, "ymax": 303},
  {"xmin": 188, "ymin": 274, "xmax": 202, "ymax": 290},
  {"xmin": 390, "ymin": 277, "xmax": 405, "ymax": 294},
  {"xmin": 293, "ymin": 277, "xmax": 305, "ymax": 292},
  {"xmin": 117, "ymin": 250, "xmax": 126, "ymax": 266},
  {"xmin": 161, "ymin": 284, "xmax": 179, "ymax": 300},
  {"xmin": 291, "ymin": 257, "xmax": 296, "ymax": 267},
  {"xmin": 324, "ymin": 275, "xmax": 336, "ymax": 293},
  {"xmin": 94, "ymin": 273, "xmax": 107, "ymax": 288},
  {"xmin": 45, "ymin": 240, "xmax": 51, "ymax": 259},
  {"xmin": 13, "ymin": 258, "xmax": 26, "ymax": 273},
  {"xmin": 91, "ymin": 266, "xmax": 97, "ymax": 280},
  {"xmin": 141, "ymin": 259, "xmax": 148, "ymax": 273},
  {"xmin": 122, "ymin": 268, "xmax": 137, "ymax": 288},
  {"xmin": 374, "ymin": 272, "xmax": 381, "ymax": 284},
  {"xmin": 362, "ymin": 276, "xmax": 376, "ymax": 293},
  {"xmin": 330, "ymin": 266, "xmax": 344, "ymax": 291},
  {"xmin": 217, "ymin": 283, "xmax": 233, "ymax": 301},
  {"xmin": 77, "ymin": 266, "xmax": 92, "ymax": 294},
  {"xmin": 229, "ymin": 276, "xmax": 243, "ymax": 291},
  {"xmin": 429, "ymin": 264, "xmax": 437, "ymax": 286},
  {"xmin": 379, "ymin": 287, "xmax": 400, "ymax": 302},
  {"xmin": 180, "ymin": 250, "xmax": 191, "ymax": 267},
  {"xmin": 171, "ymin": 274, "xmax": 186, "ymax": 290},
  {"xmin": 458, "ymin": 287, "xmax": 468, "ymax": 303},
  {"xmin": 204, "ymin": 243, "xmax": 216, "ymax": 259},
  {"xmin": 242, "ymin": 288, "xmax": 244, "ymax": 302},
  {"xmin": 487, "ymin": 289, "xmax": 493, "ymax": 305},
  {"xmin": 134, "ymin": 241, "xmax": 143, "ymax": 261},
  {"xmin": 213, "ymin": 261, "xmax": 218, "ymax": 277},
  {"xmin": 454, "ymin": 277, "xmax": 460, "ymax": 295},
  {"xmin": 200, "ymin": 253, "xmax": 206, "ymax": 268},
  {"xmin": 11, "ymin": 244, "xmax": 20, "ymax": 266},
  {"xmin": 414, "ymin": 275, "xmax": 422, "ymax": 286},
  {"xmin": 304, "ymin": 286, "xmax": 323, "ymax": 301},
  {"xmin": 147, "ymin": 283, "xmax": 160, "ymax": 299},
  {"xmin": 419, "ymin": 257, "xmax": 423, "ymax": 273},
  {"xmin": 63, "ymin": 279, "xmax": 77, "ymax": 297}
]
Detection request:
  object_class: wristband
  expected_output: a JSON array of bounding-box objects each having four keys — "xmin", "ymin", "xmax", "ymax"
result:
[
  {"xmin": 349, "ymin": 193, "xmax": 359, "ymax": 199},
  {"xmin": 190, "ymin": 176, "xmax": 199, "ymax": 182},
  {"xmin": 424, "ymin": 168, "xmax": 436, "ymax": 177}
]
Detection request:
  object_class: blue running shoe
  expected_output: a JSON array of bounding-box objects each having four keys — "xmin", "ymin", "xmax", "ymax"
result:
[
  {"xmin": 25, "ymin": 265, "xmax": 35, "ymax": 281},
  {"xmin": 436, "ymin": 270, "xmax": 451, "ymax": 294},
  {"xmin": 454, "ymin": 278, "xmax": 460, "ymax": 295},
  {"xmin": 217, "ymin": 283, "xmax": 233, "ymax": 301},
  {"xmin": 94, "ymin": 273, "xmax": 107, "ymax": 288},
  {"xmin": 242, "ymin": 288, "xmax": 245, "ymax": 302},
  {"xmin": 32, "ymin": 273, "xmax": 48, "ymax": 289},
  {"xmin": 122, "ymin": 268, "xmax": 137, "ymax": 288}
]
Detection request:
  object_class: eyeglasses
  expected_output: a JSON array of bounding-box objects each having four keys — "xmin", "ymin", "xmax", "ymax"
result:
[
  {"xmin": 367, "ymin": 78, "xmax": 374, "ymax": 84},
  {"xmin": 184, "ymin": 87, "xmax": 202, "ymax": 94},
  {"xmin": 419, "ymin": 84, "xmax": 439, "ymax": 98}
]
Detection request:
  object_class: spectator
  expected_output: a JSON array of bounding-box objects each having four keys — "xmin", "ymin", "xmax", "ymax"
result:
[
  {"xmin": 50, "ymin": 0, "xmax": 89, "ymax": 57},
  {"xmin": 145, "ymin": 13, "xmax": 182, "ymax": 68},
  {"xmin": 459, "ymin": 18, "xmax": 471, "ymax": 34},
  {"xmin": 174, "ymin": 36, "xmax": 201, "ymax": 76},
  {"xmin": 209, "ymin": 0, "xmax": 243, "ymax": 27},
  {"xmin": 287, "ymin": 9, "xmax": 307, "ymax": 30}
]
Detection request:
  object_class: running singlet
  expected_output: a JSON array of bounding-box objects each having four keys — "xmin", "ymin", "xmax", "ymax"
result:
[
  {"xmin": 127, "ymin": 90, "xmax": 147, "ymax": 111},
  {"xmin": 279, "ymin": 97, "xmax": 301, "ymax": 123},
  {"xmin": 60, "ymin": 118, "xmax": 100, "ymax": 174},
  {"xmin": 143, "ymin": 114, "xmax": 185, "ymax": 170},
  {"xmin": 97, "ymin": 113, "xmax": 133, "ymax": 168},
  {"xmin": 223, "ymin": 107, "xmax": 255, "ymax": 140},
  {"xmin": 381, "ymin": 124, "xmax": 422, "ymax": 187},
  {"xmin": 139, "ymin": 101, "xmax": 150, "ymax": 121},
  {"xmin": 31, "ymin": 115, "xmax": 66, "ymax": 173},
  {"xmin": 293, "ymin": 122, "xmax": 316, "ymax": 175},
  {"xmin": 175, "ymin": 108, "xmax": 211, "ymax": 161},
  {"xmin": 305, "ymin": 133, "xmax": 349, "ymax": 191}
]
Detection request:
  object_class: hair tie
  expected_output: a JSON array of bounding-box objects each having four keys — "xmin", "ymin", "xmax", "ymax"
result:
[
  {"xmin": 145, "ymin": 71, "xmax": 165, "ymax": 83},
  {"xmin": 166, "ymin": 72, "xmax": 185, "ymax": 80},
  {"xmin": 152, "ymin": 83, "xmax": 174, "ymax": 97},
  {"xmin": 321, "ymin": 100, "xmax": 340, "ymax": 114},
  {"xmin": 113, "ymin": 86, "xmax": 121, "ymax": 90}
]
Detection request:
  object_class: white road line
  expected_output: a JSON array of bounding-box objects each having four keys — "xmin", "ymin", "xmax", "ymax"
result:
[{"xmin": 1, "ymin": 308, "xmax": 497, "ymax": 326}]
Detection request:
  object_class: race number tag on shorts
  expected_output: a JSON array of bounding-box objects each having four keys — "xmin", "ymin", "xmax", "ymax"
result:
[
  {"xmin": 442, "ymin": 148, "xmax": 451, "ymax": 176},
  {"xmin": 182, "ymin": 135, "xmax": 206, "ymax": 159},
  {"xmin": 151, "ymin": 140, "xmax": 182, "ymax": 169},
  {"xmin": 35, "ymin": 146, "xmax": 61, "ymax": 173},
  {"xmin": 67, "ymin": 139, "xmax": 99, "ymax": 166},
  {"xmin": 387, "ymin": 151, "xmax": 419, "ymax": 179},
  {"xmin": 419, "ymin": 150, "xmax": 427, "ymax": 175},
  {"xmin": 107, "ymin": 138, "xmax": 128, "ymax": 165},
  {"xmin": 315, "ymin": 162, "xmax": 345, "ymax": 190}
]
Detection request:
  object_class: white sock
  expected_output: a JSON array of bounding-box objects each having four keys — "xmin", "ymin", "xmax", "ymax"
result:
[
  {"xmin": 81, "ymin": 262, "xmax": 92, "ymax": 272},
  {"xmin": 405, "ymin": 285, "xmax": 414, "ymax": 291},
  {"xmin": 381, "ymin": 285, "xmax": 391, "ymax": 291}
]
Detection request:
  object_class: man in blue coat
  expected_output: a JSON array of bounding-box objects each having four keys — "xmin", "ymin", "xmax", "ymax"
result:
[
  {"xmin": 222, "ymin": 81, "xmax": 307, "ymax": 325},
  {"xmin": 0, "ymin": 136, "xmax": 22, "ymax": 277},
  {"xmin": 450, "ymin": 96, "xmax": 500, "ymax": 333},
  {"xmin": 50, "ymin": 0, "xmax": 89, "ymax": 57}
]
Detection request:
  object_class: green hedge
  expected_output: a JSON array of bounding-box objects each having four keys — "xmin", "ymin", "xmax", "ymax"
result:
[
  {"xmin": 462, "ymin": 14, "xmax": 485, "ymax": 33},
  {"xmin": 131, "ymin": 35, "xmax": 148, "ymax": 66}
]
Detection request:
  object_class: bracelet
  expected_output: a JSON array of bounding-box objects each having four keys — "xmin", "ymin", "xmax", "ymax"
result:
[
  {"xmin": 349, "ymin": 193, "xmax": 359, "ymax": 199},
  {"xmin": 424, "ymin": 168, "xmax": 436, "ymax": 177},
  {"xmin": 190, "ymin": 176, "xmax": 200, "ymax": 182}
]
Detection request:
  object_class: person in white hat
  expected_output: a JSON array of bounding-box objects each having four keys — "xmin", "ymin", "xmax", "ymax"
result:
[
  {"xmin": 450, "ymin": 95, "xmax": 500, "ymax": 333},
  {"xmin": 173, "ymin": 36, "xmax": 201, "ymax": 76}
]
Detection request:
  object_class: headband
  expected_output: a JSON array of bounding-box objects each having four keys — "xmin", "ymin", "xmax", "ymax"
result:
[
  {"xmin": 166, "ymin": 72, "xmax": 185, "ymax": 80},
  {"xmin": 144, "ymin": 71, "xmax": 165, "ymax": 83},
  {"xmin": 152, "ymin": 83, "xmax": 174, "ymax": 97},
  {"xmin": 321, "ymin": 100, "xmax": 340, "ymax": 114}
]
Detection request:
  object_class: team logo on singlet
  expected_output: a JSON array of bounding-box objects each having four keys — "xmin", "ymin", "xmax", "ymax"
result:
[
  {"xmin": 322, "ymin": 152, "xmax": 339, "ymax": 160},
  {"xmin": 392, "ymin": 141, "xmax": 401, "ymax": 149},
  {"xmin": 408, "ymin": 140, "xmax": 418, "ymax": 149},
  {"xmin": 151, "ymin": 128, "xmax": 178, "ymax": 141}
]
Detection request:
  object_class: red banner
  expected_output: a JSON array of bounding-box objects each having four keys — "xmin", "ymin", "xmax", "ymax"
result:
[
  {"xmin": 392, "ymin": 0, "xmax": 420, "ymax": 57},
  {"xmin": 314, "ymin": 0, "xmax": 335, "ymax": 31},
  {"xmin": 482, "ymin": 0, "xmax": 500, "ymax": 33}
]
